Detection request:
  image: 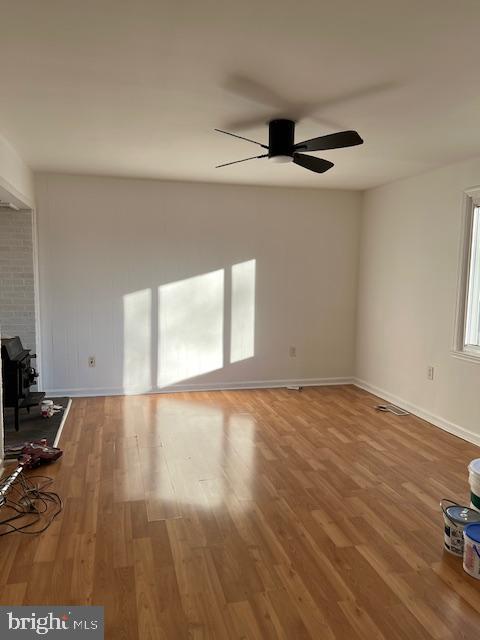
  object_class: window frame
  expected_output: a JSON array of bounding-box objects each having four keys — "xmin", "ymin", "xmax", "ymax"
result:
[{"xmin": 453, "ymin": 186, "xmax": 480, "ymax": 362}]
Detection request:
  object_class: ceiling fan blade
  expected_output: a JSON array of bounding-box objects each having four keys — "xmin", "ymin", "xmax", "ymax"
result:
[
  {"xmin": 293, "ymin": 154, "xmax": 334, "ymax": 174},
  {"xmin": 223, "ymin": 74, "xmax": 288, "ymax": 109},
  {"xmin": 216, "ymin": 154, "xmax": 268, "ymax": 168},
  {"xmin": 214, "ymin": 128, "xmax": 268, "ymax": 149},
  {"xmin": 294, "ymin": 130, "xmax": 363, "ymax": 152},
  {"xmin": 222, "ymin": 74, "xmax": 310, "ymax": 131},
  {"xmin": 223, "ymin": 114, "xmax": 275, "ymax": 132}
]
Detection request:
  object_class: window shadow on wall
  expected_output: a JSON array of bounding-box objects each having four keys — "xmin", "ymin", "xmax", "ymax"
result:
[{"xmin": 122, "ymin": 259, "xmax": 256, "ymax": 393}]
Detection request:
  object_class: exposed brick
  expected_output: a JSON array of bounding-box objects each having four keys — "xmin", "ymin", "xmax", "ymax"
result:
[{"xmin": 0, "ymin": 211, "xmax": 36, "ymax": 350}]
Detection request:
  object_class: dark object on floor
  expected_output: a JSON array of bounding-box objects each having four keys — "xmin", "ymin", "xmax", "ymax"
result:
[
  {"xmin": 1, "ymin": 336, "xmax": 44, "ymax": 430},
  {"xmin": 3, "ymin": 397, "xmax": 69, "ymax": 457},
  {"xmin": 0, "ymin": 465, "xmax": 63, "ymax": 536},
  {"xmin": 19, "ymin": 440, "xmax": 63, "ymax": 469}
]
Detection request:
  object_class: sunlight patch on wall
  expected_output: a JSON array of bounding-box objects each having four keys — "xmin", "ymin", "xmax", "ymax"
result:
[
  {"xmin": 230, "ymin": 259, "xmax": 256, "ymax": 363},
  {"xmin": 158, "ymin": 269, "xmax": 224, "ymax": 387},
  {"xmin": 123, "ymin": 288, "xmax": 151, "ymax": 391}
]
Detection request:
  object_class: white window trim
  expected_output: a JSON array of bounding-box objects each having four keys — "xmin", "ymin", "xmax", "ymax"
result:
[{"xmin": 452, "ymin": 186, "xmax": 480, "ymax": 364}]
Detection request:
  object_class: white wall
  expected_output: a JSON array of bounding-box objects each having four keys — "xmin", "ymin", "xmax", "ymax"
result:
[
  {"xmin": 0, "ymin": 133, "xmax": 34, "ymax": 208},
  {"xmin": 35, "ymin": 173, "xmax": 361, "ymax": 396},
  {"xmin": 357, "ymin": 156, "xmax": 480, "ymax": 442}
]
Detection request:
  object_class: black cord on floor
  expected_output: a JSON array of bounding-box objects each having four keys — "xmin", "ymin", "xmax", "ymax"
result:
[{"xmin": 0, "ymin": 471, "xmax": 63, "ymax": 536}]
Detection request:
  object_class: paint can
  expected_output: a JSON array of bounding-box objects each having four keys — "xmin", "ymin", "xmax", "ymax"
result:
[
  {"xmin": 441, "ymin": 499, "xmax": 480, "ymax": 556},
  {"xmin": 463, "ymin": 523, "xmax": 480, "ymax": 579},
  {"xmin": 40, "ymin": 399, "xmax": 54, "ymax": 418},
  {"xmin": 468, "ymin": 459, "xmax": 480, "ymax": 511}
]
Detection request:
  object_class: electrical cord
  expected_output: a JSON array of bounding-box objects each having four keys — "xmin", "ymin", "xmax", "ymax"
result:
[{"xmin": 0, "ymin": 471, "xmax": 63, "ymax": 536}]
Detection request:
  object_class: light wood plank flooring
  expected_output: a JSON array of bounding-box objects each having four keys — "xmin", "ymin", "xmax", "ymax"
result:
[{"xmin": 1, "ymin": 385, "xmax": 480, "ymax": 639}]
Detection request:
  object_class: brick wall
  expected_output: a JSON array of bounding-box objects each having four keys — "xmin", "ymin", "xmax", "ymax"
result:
[{"xmin": 0, "ymin": 210, "xmax": 36, "ymax": 350}]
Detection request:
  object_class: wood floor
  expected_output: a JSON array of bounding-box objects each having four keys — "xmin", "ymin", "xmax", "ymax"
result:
[{"xmin": 1, "ymin": 385, "xmax": 480, "ymax": 639}]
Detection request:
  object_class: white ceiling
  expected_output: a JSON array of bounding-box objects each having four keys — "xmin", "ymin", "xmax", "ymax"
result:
[{"xmin": 1, "ymin": 0, "xmax": 480, "ymax": 190}]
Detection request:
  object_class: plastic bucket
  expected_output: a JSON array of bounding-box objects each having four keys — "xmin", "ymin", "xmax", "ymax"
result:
[
  {"xmin": 441, "ymin": 499, "xmax": 480, "ymax": 556},
  {"xmin": 463, "ymin": 523, "xmax": 480, "ymax": 579},
  {"xmin": 468, "ymin": 459, "xmax": 480, "ymax": 511},
  {"xmin": 40, "ymin": 399, "xmax": 54, "ymax": 418}
]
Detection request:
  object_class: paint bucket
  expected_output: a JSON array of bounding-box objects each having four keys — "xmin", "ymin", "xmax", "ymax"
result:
[
  {"xmin": 468, "ymin": 459, "xmax": 480, "ymax": 511},
  {"xmin": 463, "ymin": 523, "xmax": 480, "ymax": 579},
  {"xmin": 40, "ymin": 399, "xmax": 54, "ymax": 418},
  {"xmin": 441, "ymin": 499, "xmax": 480, "ymax": 556}
]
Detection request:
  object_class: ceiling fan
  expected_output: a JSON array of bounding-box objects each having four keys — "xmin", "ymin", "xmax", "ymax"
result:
[{"xmin": 215, "ymin": 119, "xmax": 363, "ymax": 174}]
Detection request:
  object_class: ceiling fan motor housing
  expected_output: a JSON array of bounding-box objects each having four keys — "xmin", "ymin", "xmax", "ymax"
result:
[{"xmin": 268, "ymin": 119, "xmax": 295, "ymax": 159}]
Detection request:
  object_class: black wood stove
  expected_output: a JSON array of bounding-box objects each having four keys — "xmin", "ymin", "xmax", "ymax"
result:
[{"xmin": 1, "ymin": 336, "xmax": 45, "ymax": 431}]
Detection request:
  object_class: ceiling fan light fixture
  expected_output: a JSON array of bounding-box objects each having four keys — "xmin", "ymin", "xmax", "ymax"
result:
[{"xmin": 269, "ymin": 155, "xmax": 293, "ymax": 163}]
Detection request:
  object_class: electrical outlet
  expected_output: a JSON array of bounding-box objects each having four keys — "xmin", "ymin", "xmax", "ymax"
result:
[
  {"xmin": 427, "ymin": 365, "xmax": 434, "ymax": 380},
  {"xmin": 289, "ymin": 346, "xmax": 296, "ymax": 358},
  {"xmin": 88, "ymin": 356, "xmax": 96, "ymax": 368}
]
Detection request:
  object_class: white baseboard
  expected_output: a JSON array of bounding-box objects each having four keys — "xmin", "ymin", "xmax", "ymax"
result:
[
  {"xmin": 45, "ymin": 376, "xmax": 354, "ymax": 398},
  {"xmin": 353, "ymin": 378, "xmax": 480, "ymax": 447}
]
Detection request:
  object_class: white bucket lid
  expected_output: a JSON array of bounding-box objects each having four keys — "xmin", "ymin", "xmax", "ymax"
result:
[{"xmin": 469, "ymin": 459, "xmax": 480, "ymax": 479}]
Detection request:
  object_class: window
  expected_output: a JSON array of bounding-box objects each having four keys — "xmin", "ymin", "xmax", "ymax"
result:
[
  {"xmin": 465, "ymin": 205, "xmax": 480, "ymax": 350},
  {"xmin": 456, "ymin": 190, "xmax": 480, "ymax": 358}
]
